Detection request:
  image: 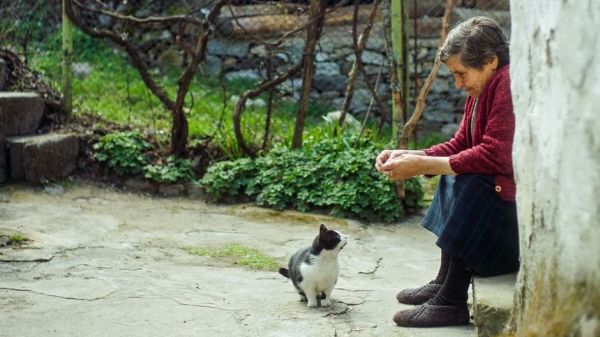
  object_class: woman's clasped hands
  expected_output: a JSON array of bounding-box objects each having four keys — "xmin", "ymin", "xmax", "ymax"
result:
[{"xmin": 375, "ymin": 149, "xmax": 427, "ymax": 181}]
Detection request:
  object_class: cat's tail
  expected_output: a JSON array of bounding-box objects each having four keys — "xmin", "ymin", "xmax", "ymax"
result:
[{"xmin": 278, "ymin": 268, "xmax": 290, "ymax": 279}]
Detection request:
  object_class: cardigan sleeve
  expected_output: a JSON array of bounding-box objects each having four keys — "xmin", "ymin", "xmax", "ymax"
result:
[
  {"xmin": 447, "ymin": 75, "xmax": 515, "ymax": 176},
  {"xmin": 424, "ymin": 98, "xmax": 473, "ymax": 157}
]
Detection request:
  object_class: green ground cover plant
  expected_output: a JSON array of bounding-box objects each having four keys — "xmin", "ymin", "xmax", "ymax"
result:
[
  {"xmin": 201, "ymin": 134, "xmax": 424, "ymax": 223},
  {"xmin": 93, "ymin": 131, "xmax": 194, "ymax": 183}
]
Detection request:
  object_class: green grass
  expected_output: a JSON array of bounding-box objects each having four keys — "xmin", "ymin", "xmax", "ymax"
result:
[
  {"xmin": 10, "ymin": 234, "xmax": 28, "ymax": 243},
  {"xmin": 183, "ymin": 243, "xmax": 279, "ymax": 271}
]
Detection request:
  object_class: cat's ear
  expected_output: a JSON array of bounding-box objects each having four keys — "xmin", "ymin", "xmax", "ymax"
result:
[{"xmin": 320, "ymin": 224, "xmax": 328, "ymax": 233}]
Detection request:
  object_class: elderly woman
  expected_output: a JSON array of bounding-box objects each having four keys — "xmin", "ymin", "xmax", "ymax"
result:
[{"xmin": 375, "ymin": 16, "xmax": 519, "ymax": 327}]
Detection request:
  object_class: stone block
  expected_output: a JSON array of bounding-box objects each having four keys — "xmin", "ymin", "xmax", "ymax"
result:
[
  {"xmin": 7, "ymin": 133, "xmax": 79, "ymax": 183},
  {"xmin": 0, "ymin": 92, "xmax": 44, "ymax": 137},
  {"xmin": 0, "ymin": 107, "xmax": 5, "ymax": 183},
  {"xmin": 473, "ymin": 273, "xmax": 517, "ymax": 337}
]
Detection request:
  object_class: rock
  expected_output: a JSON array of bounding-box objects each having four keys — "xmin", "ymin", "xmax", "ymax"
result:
[
  {"xmin": 441, "ymin": 123, "xmax": 459, "ymax": 138},
  {"xmin": 44, "ymin": 184, "xmax": 65, "ymax": 195},
  {"xmin": 315, "ymin": 62, "xmax": 341, "ymax": 77},
  {"xmin": 322, "ymin": 110, "xmax": 361, "ymax": 130},
  {"xmin": 473, "ymin": 273, "xmax": 517, "ymax": 337},
  {"xmin": 281, "ymin": 38, "xmax": 305, "ymax": 63},
  {"xmin": 72, "ymin": 62, "xmax": 93, "ymax": 79},
  {"xmin": 158, "ymin": 49, "xmax": 184, "ymax": 71},
  {"xmin": 158, "ymin": 183, "xmax": 186, "ymax": 197},
  {"xmin": 123, "ymin": 178, "xmax": 156, "ymax": 193},
  {"xmin": 199, "ymin": 55, "xmax": 223, "ymax": 77},
  {"xmin": 351, "ymin": 89, "xmax": 375, "ymax": 112},
  {"xmin": 279, "ymin": 78, "xmax": 304, "ymax": 95},
  {"xmin": 250, "ymin": 45, "xmax": 267, "ymax": 58},
  {"xmin": 346, "ymin": 50, "xmax": 388, "ymax": 66},
  {"xmin": 230, "ymin": 95, "xmax": 266, "ymax": 108},
  {"xmin": 0, "ymin": 92, "xmax": 44, "ymax": 137},
  {"xmin": 365, "ymin": 36, "xmax": 385, "ymax": 51},
  {"xmin": 331, "ymin": 97, "xmax": 368, "ymax": 113},
  {"xmin": 315, "ymin": 52, "xmax": 330, "ymax": 62},
  {"xmin": 207, "ymin": 39, "xmax": 250, "ymax": 58},
  {"xmin": 186, "ymin": 181, "xmax": 206, "ymax": 199},
  {"xmin": 7, "ymin": 133, "xmax": 79, "ymax": 183},
  {"xmin": 224, "ymin": 70, "xmax": 261, "ymax": 82}
]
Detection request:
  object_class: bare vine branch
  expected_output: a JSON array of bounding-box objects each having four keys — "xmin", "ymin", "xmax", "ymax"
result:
[{"xmin": 233, "ymin": 63, "xmax": 304, "ymax": 156}]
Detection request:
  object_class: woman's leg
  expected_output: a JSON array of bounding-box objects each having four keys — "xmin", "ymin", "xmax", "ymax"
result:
[
  {"xmin": 396, "ymin": 250, "xmax": 450, "ymax": 305},
  {"xmin": 433, "ymin": 250, "xmax": 451, "ymax": 284},
  {"xmin": 429, "ymin": 255, "xmax": 471, "ymax": 306}
]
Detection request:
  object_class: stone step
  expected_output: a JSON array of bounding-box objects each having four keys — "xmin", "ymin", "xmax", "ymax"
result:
[
  {"xmin": 0, "ymin": 92, "xmax": 44, "ymax": 137},
  {"xmin": 472, "ymin": 273, "xmax": 517, "ymax": 337},
  {"xmin": 6, "ymin": 133, "xmax": 79, "ymax": 183}
]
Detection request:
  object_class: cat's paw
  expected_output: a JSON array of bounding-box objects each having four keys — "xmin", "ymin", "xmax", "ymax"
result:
[
  {"xmin": 307, "ymin": 301, "xmax": 319, "ymax": 308},
  {"xmin": 321, "ymin": 298, "xmax": 332, "ymax": 307}
]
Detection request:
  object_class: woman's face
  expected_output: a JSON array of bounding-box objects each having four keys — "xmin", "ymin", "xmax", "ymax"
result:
[{"xmin": 445, "ymin": 56, "xmax": 498, "ymax": 98}]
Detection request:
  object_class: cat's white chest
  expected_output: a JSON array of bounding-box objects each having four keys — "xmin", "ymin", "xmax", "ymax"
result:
[{"xmin": 300, "ymin": 254, "xmax": 339, "ymax": 289}]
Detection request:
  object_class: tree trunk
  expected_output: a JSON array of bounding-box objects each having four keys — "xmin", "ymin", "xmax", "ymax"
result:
[
  {"xmin": 170, "ymin": 107, "xmax": 189, "ymax": 156},
  {"xmin": 292, "ymin": 0, "xmax": 326, "ymax": 149}
]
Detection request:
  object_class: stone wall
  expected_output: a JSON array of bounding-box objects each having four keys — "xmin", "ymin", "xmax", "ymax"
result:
[{"xmin": 511, "ymin": 0, "xmax": 600, "ymax": 336}]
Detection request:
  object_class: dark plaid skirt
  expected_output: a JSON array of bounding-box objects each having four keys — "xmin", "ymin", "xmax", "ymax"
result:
[{"xmin": 422, "ymin": 174, "xmax": 519, "ymax": 277}]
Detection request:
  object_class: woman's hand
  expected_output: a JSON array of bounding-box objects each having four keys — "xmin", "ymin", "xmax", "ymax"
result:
[
  {"xmin": 375, "ymin": 150, "xmax": 456, "ymax": 180},
  {"xmin": 375, "ymin": 149, "xmax": 426, "ymax": 172},
  {"xmin": 380, "ymin": 154, "xmax": 425, "ymax": 180}
]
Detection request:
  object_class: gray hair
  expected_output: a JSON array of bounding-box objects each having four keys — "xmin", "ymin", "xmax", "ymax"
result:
[{"xmin": 439, "ymin": 16, "xmax": 509, "ymax": 69}]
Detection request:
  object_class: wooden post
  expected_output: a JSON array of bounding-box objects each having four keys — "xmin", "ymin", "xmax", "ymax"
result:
[
  {"xmin": 391, "ymin": 0, "xmax": 410, "ymax": 144},
  {"xmin": 62, "ymin": 0, "xmax": 73, "ymax": 117}
]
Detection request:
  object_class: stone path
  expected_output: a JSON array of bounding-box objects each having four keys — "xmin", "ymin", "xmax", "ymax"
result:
[{"xmin": 0, "ymin": 183, "xmax": 475, "ymax": 337}]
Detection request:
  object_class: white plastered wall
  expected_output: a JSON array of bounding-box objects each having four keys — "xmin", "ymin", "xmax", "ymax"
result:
[{"xmin": 510, "ymin": 0, "xmax": 600, "ymax": 335}]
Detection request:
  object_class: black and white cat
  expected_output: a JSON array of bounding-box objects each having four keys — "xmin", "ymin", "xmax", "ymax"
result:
[{"xmin": 279, "ymin": 224, "xmax": 347, "ymax": 307}]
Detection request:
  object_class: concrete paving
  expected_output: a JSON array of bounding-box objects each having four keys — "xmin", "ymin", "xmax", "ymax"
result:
[{"xmin": 0, "ymin": 183, "xmax": 475, "ymax": 337}]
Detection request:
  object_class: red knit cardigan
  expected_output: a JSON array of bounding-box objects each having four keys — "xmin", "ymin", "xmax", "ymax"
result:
[{"xmin": 424, "ymin": 65, "xmax": 516, "ymax": 201}]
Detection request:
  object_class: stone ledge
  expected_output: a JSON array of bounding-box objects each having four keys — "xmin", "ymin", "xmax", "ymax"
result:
[
  {"xmin": 7, "ymin": 133, "xmax": 79, "ymax": 183},
  {"xmin": 0, "ymin": 92, "xmax": 44, "ymax": 137},
  {"xmin": 473, "ymin": 273, "xmax": 517, "ymax": 337}
]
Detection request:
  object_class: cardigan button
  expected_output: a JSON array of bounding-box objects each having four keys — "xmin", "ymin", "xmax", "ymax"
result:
[{"xmin": 495, "ymin": 185, "xmax": 502, "ymax": 193}]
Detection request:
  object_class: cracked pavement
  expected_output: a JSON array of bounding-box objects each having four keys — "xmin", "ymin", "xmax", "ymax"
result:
[{"xmin": 0, "ymin": 183, "xmax": 475, "ymax": 337}]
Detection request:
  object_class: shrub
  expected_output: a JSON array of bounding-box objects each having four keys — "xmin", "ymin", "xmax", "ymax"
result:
[
  {"xmin": 93, "ymin": 131, "xmax": 152, "ymax": 176},
  {"xmin": 93, "ymin": 131, "xmax": 195, "ymax": 184},
  {"xmin": 201, "ymin": 135, "xmax": 424, "ymax": 222},
  {"xmin": 200, "ymin": 158, "xmax": 258, "ymax": 202},
  {"xmin": 144, "ymin": 156, "xmax": 195, "ymax": 183}
]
